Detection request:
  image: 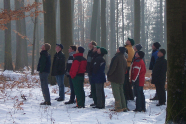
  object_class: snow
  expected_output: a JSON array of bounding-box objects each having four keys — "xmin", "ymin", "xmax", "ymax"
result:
[{"xmin": 0, "ymin": 71, "xmax": 167, "ymax": 124}]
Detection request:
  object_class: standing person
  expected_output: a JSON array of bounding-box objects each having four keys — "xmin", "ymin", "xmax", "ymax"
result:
[
  {"xmin": 70, "ymin": 47, "xmax": 87, "ymax": 108},
  {"xmin": 149, "ymin": 42, "xmax": 161, "ymax": 100},
  {"xmin": 91, "ymin": 47, "xmax": 107, "ymax": 109},
  {"xmin": 37, "ymin": 43, "xmax": 51, "ymax": 105},
  {"xmin": 131, "ymin": 51, "xmax": 146, "ymax": 112},
  {"xmin": 65, "ymin": 46, "xmax": 77, "ymax": 104},
  {"xmin": 132, "ymin": 44, "xmax": 143, "ymax": 62},
  {"xmin": 107, "ymin": 47, "xmax": 128, "ymax": 112},
  {"xmin": 124, "ymin": 38, "xmax": 135, "ymax": 101},
  {"xmin": 51, "ymin": 44, "xmax": 66, "ymax": 102},
  {"xmin": 87, "ymin": 41, "xmax": 97, "ymax": 98},
  {"xmin": 151, "ymin": 49, "xmax": 167, "ymax": 106}
]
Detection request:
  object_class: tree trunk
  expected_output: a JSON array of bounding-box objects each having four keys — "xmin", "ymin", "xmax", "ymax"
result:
[
  {"xmin": 134, "ymin": 0, "xmax": 140, "ymax": 44},
  {"xmin": 101, "ymin": 0, "xmax": 106, "ymax": 48},
  {"xmin": 122, "ymin": 0, "xmax": 124, "ymax": 45},
  {"xmin": 166, "ymin": 0, "xmax": 186, "ymax": 123},
  {"xmin": 116, "ymin": 0, "xmax": 119, "ymax": 47},
  {"xmin": 4, "ymin": 0, "xmax": 13, "ymax": 71},
  {"xmin": 90, "ymin": 0, "xmax": 99, "ymax": 41},
  {"xmin": 141, "ymin": 0, "xmax": 146, "ymax": 53},
  {"xmin": 43, "ymin": 0, "xmax": 56, "ymax": 85},
  {"xmin": 60, "ymin": 0, "xmax": 73, "ymax": 86}
]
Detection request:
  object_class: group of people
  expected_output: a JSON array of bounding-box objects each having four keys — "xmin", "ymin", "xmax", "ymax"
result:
[{"xmin": 37, "ymin": 38, "xmax": 167, "ymax": 113}]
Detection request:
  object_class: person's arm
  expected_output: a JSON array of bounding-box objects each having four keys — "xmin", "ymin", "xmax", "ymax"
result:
[
  {"xmin": 93, "ymin": 58, "xmax": 102, "ymax": 74},
  {"xmin": 70, "ymin": 60, "xmax": 80, "ymax": 79},
  {"xmin": 107, "ymin": 57, "xmax": 118, "ymax": 76},
  {"xmin": 39, "ymin": 55, "xmax": 46, "ymax": 73},
  {"xmin": 131, "ymin": 64, "xmax": 141, "ymax": 83}
]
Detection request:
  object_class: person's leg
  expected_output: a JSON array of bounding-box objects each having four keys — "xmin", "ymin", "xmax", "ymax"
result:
[
  {"xmin": 95, "ymin": 83, "xmax": 105, "ymax": 108},
  {"xmin": 123, "ymin": 75, "xmax": 128, "ymax": 107},
  {"xmin": 158, "ymin": 83, "xmax": 166, "ymax": 104},
  {"xmin": 39, "ymin": 73, "xmax": 50, "ymax": 102},
  {"xmin": 79, "ymin": 76, "xmax": 85, "ymax": 107},
  {"xmin": 56, "ymin": 75, "xmax": 65, "ymax": 100},
  {"xmin": 135, "ymin": 85, "xmax": 143, "ymax": 111},
  {"xmin": 91, "ymin": 83, "xmax": 97, "ymax": 105},
  {"xmin": 119, "ymin": 84, "xmax": 127, "ymax": 111},
  {"xmin": 141, "ymin": 86, "xmax": 146, "ymax": 111},
  {"xmin": 155, "ymin": 83, "xmax": 161, "ymax": 104},
  {"xmin": 111, "ymin": 82, "xmax": 122, "ymax": 111},
  {"xmin": 89, "ymin": 75, "xmax": 92, "ymax": 97},
  {"xmin": 69, "ymin": 77, "xmax": 75, "ymax": 102}
]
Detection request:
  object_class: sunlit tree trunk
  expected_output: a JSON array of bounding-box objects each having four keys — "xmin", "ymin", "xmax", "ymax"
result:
[
  {"xmin": 134, "ymin": 0, "xmax": 140, "ymax": 44},
  {"xmin": 4, "ymin": 0, "xmax": 13, "ymax": 71},
  {"xmin": 166, "ymin": 0, "xmax": 186, "ymax": 123}
]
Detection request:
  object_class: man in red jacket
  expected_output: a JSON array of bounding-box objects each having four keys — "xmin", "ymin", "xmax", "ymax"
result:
[
  {"xmin": 131, "ymin": 51, "xmax": 146, "ymax": 112},
  {"xmin": 70, "ymin": 46, "xmax": 87, "ymax": 108}
]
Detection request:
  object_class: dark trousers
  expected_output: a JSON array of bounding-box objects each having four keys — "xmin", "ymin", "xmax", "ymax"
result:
[
  {"xmin": 134, "ymin": 85, "xmax": 146, "ymax": 111},
  {"xmin": 155, "ymin": 83, "xmax": 166, "ymax": 104},
  {"xmin": 89, "ymin": 75, "xmax": 93, "ymax": 95},
  {"xmin": 39, "ymin": 72, "xmax": 51, "ymax": 102},
  {"xmin": 55, "ymin": 74, "xmax": 65, "ymax": 100},
  {"xmin": 124, "ymin": 67, "xmax": 134, "ymax": 100},
  {"xmin": 69, "ymin": 77, "xmax": 75, "ymax": 102},
  {"xmin": 91, "ymin": 83, "xmax": 97, "ymax": 104},
  {"xmin": 72, "ymin": 76, "xmax": 85, "ymax": 107}
]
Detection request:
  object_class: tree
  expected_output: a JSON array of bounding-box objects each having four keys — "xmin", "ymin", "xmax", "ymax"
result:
[
  {"xmin": 60, "ymin": 0, "xmax": 73, "ymax": 86},
  {"xmin": 43, "ymin": 0, "xmax": 56, "ymax": 85},
  {"xmin": 101, "ymin": 0, "xmax": 106, "ymax": 48},
  {"xmin": 4, "ymin": 0, "xmax": 13, "ymax": 71},
  {"xmin": 166, "ymin": 0, "xmax": 186, "ymax": 123},
  {"xmin": 134, "ymin": 0, "xmax": 140, "ymax": 44}
]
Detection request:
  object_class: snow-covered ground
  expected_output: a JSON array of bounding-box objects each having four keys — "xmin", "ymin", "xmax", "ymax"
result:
[{"xmin": 0, "ymin": 71, "xmax": 166, "ymax": 124}]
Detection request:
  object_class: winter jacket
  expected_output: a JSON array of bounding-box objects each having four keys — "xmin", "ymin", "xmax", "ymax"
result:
[
  {"xmin": 132, "ymin": 51, "xmax": 146, "ymax": 65},
  {"xmin": 66, "ymin": 51, "xmax": 76, "ymax": 76},
  {"xmin": 131, "ymin": 58, "xmax": 146, "ymax": 86},
  {"xmin": 92, "ymin": 54, "xmax": 106, "ymax": 84},
  {"xmin": 51, "ymin": 51, "xmax": 66, "ymax": 76},
  {"xmin": 151, "ymin": 56, "xmax": 167, "ymax": 84},
  {"xmin": 149, "ymin": 50, "xmax": 158, "ymax": 70},
  {"xmin": 37, "ymin": 50, "xmax": 51, "ymax": 73},
  {"xmin": 125, "ymin": 45, "xmax": 135, "ymax": 67},
  {"xmin": 89, "ymin": 52, "xmax": 99, "ymax": 76},
  {"xmin": 107, "ymin": 52, "xmax": 127, "ymax": 84},
  {"xmin": 86, "ymin": 49, "xmax": 94, "ymax": 74},
  {"xmin": 70, "ymin": 53, "xmax": 87, "ymax": 79}
]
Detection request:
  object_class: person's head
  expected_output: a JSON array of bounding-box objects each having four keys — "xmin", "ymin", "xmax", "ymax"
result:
[
  {"xmin": 56, "ymin": 44, "xmax": 63, "ymax": 53},
  {"xmin": 42, "ymin": 43, "xmax": 51, "ymax": 51},
  {"xmin": 126, "ymin": 38, "xmax": 135, "ymax": 46},
  {"xmin": 69, "ymin": 45, "xmax": 77, "ymax": 53},
  {"xmin": 152, "ymin": 42, "xmax": 161, "ymax": 50},
  {"xmin": 93, "ymin": 46, "xmax": 100, "ymax": 52},
  {"xmin": 136, "ymin": 51, "xmax": 145, "ymax": 59},
  {"xmin": 158, "ymin": 49, "xmax": 166, "ymax": 57},
  {"xmin": 77, "ymin": 46, "xmax": 85, "ymax": 53},
  {"xmin": 134, "ymin": 44, "xmax": 142, "ymax": 52},
  {"xmin": 88, "ymin": 41, "xmax": 97, "ymax": 50},
  {"xmin": 117, "ymin": 47, "xmax": 126, "ymax": 54},
  {"xmin": 98, "ymin": 47, "xmax": 108, "ymax": 55}
]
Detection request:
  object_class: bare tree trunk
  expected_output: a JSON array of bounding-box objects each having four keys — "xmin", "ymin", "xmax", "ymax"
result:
[
  {"xmin": 166, "ymin": 0, "xmax": 186, "ymax": 123},
  {"xmin": 134, "ymin": 0, "xmax": 140, "ymax": 44},
  {"xmin": 101, "ymin": 0, "xmax": 106, "ymax": 48},
  {"xmin": 4, "ymin": 0, "xmax": 13, "ymax": 71}
]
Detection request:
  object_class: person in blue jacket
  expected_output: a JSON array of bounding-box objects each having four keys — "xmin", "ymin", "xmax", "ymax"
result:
[
  {"xmin": 91, "ymin": 47, "xmax": 108, "ymax": 109},
  {"xmin": 149, "ymin": 42, "xmax": 161, "ymax": 100}
]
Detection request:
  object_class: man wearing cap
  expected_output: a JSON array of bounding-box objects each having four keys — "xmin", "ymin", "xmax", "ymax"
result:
[
  {"xmin": 91, "ymin": 47, "xmax": 107, "ymax": 109},
  {"xmin": 37, "ymin": 43, "xmax": 52, "ymax": 105},
  {"xmin": 152, "ymin": 49, "xmax": 167, "ymax": 106},
  {"xmin": 51, "ymin": 44, "xmax": 66, "ymax": 101},
  {"xmin": 124, "ymin": 38, "xmax": 135, "ymax": 101},
  {"xmin": 107, "ymin": 47, "xmax": 128, "ymax": 112},
  {"xmin": 131, "ymin": 51, "xmax": 146, "ymax": 112},
  {"xmin": 70, "ymin": 46, "xmax": 87, "ymax": 108},
  {"xmin": 149, "ymin": 42, "xmax": 161, "ymax": 100}
]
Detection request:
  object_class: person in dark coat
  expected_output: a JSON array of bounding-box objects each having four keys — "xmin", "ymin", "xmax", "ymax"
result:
[
  {"xmin": 91, "ymin": 47, "xmax": 107, "ymax": 109},
  {"xmin": 37, "ymin": 43, "xmax": 51, "ymax": 105},
  {"xmin": 107, "ymin": 47, "xmax": 128, "ymax": 112},
  {"xmin": 51, "ymin": 44, "xmax": 66, "ymax": 101},
  {"xmin": 87, "ymin": 41, "xmax": 97, "ymax": 98},
  {"xmin": 70, "ymin": 47, "xmax": 87, "ymax": 108},
  {"xmin": 65, "ymin": 46, "xmax": 77, "ymax": 104},
  {"xmin": 131, "ymin": 51, "xmax": 146, "ymax": 112},
  {"xmin": 149, "ymin": 42, "xmax": 161, "ymax": 100},
  {"xmin": 152, "ymin": 49, "xmax": 167, "ymax": 106}
]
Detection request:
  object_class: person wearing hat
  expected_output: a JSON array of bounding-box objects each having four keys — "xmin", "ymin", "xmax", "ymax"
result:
[
  {"xmin": 124, "ymin": 38, "xmax": 135, "ymax": 101},
  {"xmin": 131, "ymin": 51, "xmax": 146, "ymax": 112},
  {"xmin": 132, "ymin": 44, "xmax": 143, "ymax": 62},
  {"xmin": 70, "ymin": 46, "xmax": 87, "ymax": 108},
  {"xmin": 151, "ymin": 49, "xmax": 167, "ymax": 106},
  {"xmin": 107, "ymin": 47, "xmax": 128, "ymax": 112},
  {"xmin": 37, "ymin": 43, "xmax": 51, "ymax": 105},
  {"xmin": 51, "ymin": 44, "xmax": 66, "ymax": 102},
  {"xmin": 91, "ymin": 47, "xmax": 107, "ymax": 109},
  {"xmin": 87, "ymin": 41, "xmax": 97, "ymax": 98},
  {"xmin": 149, "ymin": 42, "xmax": 161, "ymax": 100}
]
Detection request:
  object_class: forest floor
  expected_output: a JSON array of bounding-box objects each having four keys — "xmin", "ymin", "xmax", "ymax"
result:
[{"xmin": 0, "ymin": 70, "xmax": 166, "ymax": 124}]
